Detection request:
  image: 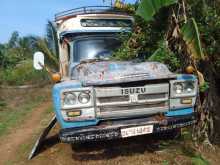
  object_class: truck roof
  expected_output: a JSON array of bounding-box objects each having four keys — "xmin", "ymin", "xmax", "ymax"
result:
[
  {"xmin": 55, "ymin": 6, "xmax": 134, "ymax": 39},
  {"xmin": 55, "ymin": 6, "xmax": 130, "ymax": 22}
]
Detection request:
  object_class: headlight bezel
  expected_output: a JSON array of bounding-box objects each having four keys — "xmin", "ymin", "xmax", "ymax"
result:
[
  {"xmin": 170, "ymin": 79, "xmax": 198, "ymax": 98},
  {"xmin": 61, "ymin": 88, "xmax": 93, "ymax": 109}
]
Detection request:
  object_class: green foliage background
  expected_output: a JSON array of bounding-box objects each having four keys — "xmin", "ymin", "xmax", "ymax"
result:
[
  {"xmin": 0, "ymin": 21, "xmax": 59, "ymax": 86},
  {"xmin": 113, "ymin": 0, "xmax": 220, "ymax": 76},
  {"xmin": 112, "ymin": 2, "xmax": 181, "ymax": 72}
]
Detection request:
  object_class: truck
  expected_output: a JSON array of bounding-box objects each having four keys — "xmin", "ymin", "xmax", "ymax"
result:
[{"xmin": 33, "ymin": 6, "xmax": 198, "ymax": 145}]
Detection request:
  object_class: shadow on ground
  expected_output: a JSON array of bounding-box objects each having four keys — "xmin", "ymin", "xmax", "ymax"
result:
[
  {"xmin": 33, "ymin": 128, "xmax": 180, "ymax": 162},
  {"xmin": 70, "ymin": 134, "xmax": 172, "ymax": 161},
  {"xmin": 39, "ymin": 134, "xmax": 61, "ymax": 153}
]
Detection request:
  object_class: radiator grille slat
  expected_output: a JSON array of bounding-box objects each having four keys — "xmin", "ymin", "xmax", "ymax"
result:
[
  {"xmin": 98, "ymin": 96, "xmax": 129, "ymax": 103},
  {"xmin": 138, "ymin": 93, "xmax": 166, "ymax": 101},
  {"xmin": 100, "ymin": 102, "xmax": 167, "ymax": 112}
]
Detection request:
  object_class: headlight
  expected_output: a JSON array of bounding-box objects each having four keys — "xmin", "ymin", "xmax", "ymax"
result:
[
  {"xmin": 61, "ymin": 88, "xmax": 93, "ymax": 109},
  {"xmin": 63, "ymin": 93, "xmax": 77, "ymax": 106},
  {"xmin": 171, "ymin": 80, "xmax": 197, "ymax": 98},
  {"xmin": 185, "ymin": 81, "xmax": 195, "ymax": 93},
  {"xmin": 174, "ymin": 83, "xmax": 184, "ymax": 94},
  {"xmin": 78, "ymin": 92, "xmax": 90, "ymax": 104}
]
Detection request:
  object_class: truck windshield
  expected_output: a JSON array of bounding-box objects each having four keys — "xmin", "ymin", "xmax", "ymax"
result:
[{"xmin": 73, "ymin": 37, "xmax": 121, "ymax": 62}]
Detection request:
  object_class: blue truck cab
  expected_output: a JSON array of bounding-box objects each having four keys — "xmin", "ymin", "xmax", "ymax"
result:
[{"xmin": 34, "ymin": 7, "xmax": 198, "ymax": 143}]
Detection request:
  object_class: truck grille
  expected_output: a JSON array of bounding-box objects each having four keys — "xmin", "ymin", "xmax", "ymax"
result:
[{"xmin": 95, "ymin": 83, "xmax": 169, "ymax": 119}]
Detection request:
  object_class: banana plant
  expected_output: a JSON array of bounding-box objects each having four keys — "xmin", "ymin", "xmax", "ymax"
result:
[
  {"xmin": 36, "ymin": 39, "xmax": 59, "ymax": 70},
  {"xmin": 46, "ymin": 21, "xmax": 59, "ymax": 59},
  {"xmin": 181, "ymin": 18, "xmax": 205, "ymax": 86},
  {"xmin": 136, "ymin": 0, "xmax": 177, "ymax": 22},
  {"xmin": 181, "ymin": 18, "xmax": 205, "ymax": 60},
  {"xmin": 135, "ymin": 0, "xmax": 204, "ymax": 61}
]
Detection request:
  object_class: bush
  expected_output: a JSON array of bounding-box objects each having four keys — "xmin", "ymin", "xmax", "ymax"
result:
[
  {"xmin": 0, "ymin": 60, "xmax": 48, "ymax": 86},
  {"xmin": 148, "ymin": 41, "xmax": 181, "ymax": 72}
]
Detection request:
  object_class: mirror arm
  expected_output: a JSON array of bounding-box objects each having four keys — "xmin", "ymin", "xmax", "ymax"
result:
[{"xmin": 38, "ymin": 62, "xmax": 53, "ymax": 77}]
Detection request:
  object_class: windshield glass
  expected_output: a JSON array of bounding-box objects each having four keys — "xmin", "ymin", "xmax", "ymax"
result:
[{"xmin": 73, "ymin": 37, "xmax": 121, "ymax": 62}]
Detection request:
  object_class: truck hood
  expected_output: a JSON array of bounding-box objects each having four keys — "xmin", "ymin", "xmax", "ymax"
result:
[{"xmin": 71, "ymin": 60, "xmax": 176, "ymax": 86}]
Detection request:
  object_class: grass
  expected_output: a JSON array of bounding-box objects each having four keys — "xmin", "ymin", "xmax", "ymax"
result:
[
  {"xmin": 179, "ymin": 129, "xmax": 210, "ymax": 165},
  {"xmin": 162, "ymin": 160, "xmax": 170, "ymax": 165},
  {"xmin": 155, "ymin": 129, "xmax": 210, "ymax": 165},
  {"xmin": 191, "ymin": 155, "xmax": 209, "ymax": 165},
  {"xmin": 0, "ymin": 100, "xmax": 7, "ymax": 107},
  {"xmin": 9, "ymin": 106, "xmax": 54, "ymax": 165},
  {"xmin": 0, "ymin": 59, "xmax": 48, "ymax": 86},
  {"xmin": 181, "ymin": 146, "xmax": 210, "ymax": 165},
  {"xmin": 0, "ymin": 90, "xmax": 49, "ymax": 137}
]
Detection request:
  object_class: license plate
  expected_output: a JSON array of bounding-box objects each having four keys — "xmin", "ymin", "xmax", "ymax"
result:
[{"xmin": 121, "ymin": 125, "xmax": 153, "ymax": 138}]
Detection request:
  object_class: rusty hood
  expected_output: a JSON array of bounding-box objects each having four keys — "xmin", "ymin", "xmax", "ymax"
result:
[{"xmin": 71, "ymin": 61, "xmax": 176, "ymax": 86}]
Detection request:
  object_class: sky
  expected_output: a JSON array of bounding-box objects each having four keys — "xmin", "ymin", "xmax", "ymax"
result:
[{"xmin": 0, "ymin": 0, "xmax": 136, "ymax": 43}]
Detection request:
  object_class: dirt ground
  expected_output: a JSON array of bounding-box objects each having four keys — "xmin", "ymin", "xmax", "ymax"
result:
[{"xmin": 1, "ymin": 88, "xmax": 220, "ymax": 165}]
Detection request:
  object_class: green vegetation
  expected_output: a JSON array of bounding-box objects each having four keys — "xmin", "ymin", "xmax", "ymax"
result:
[
  {"xmin": 191, "ymin": 156, "xmax": 209, "ymax": 165},
  {"xmin": 182, "ymin": 144, "xmax": 209, "ymax": 165},
  {"xmin": 113, "ymin": 0, "xmax": 220, "ymax": 75},
  {"xmin": 0, "ymin": 60, "xmax": 48, "ymax": 85},
  {"xmin": 148, "ymin": 41, "xmax": 181, "ymax": 71},
  {"xmin": 0, "ymin": 100, "xmax": 6, "ymax": 107},
  {"xmin": 136, "ymin": 0, "xmax": 177, "ymax": 22},
  {"xmin": 0, "ymin": 21, "xmax": 59, "ymax": 86},
  {"xmin": 113, "ymin": 1, "xmax": 181, "ymax": 71},
  {"xmin": 187, "ymin": 0, "xmax": 220, "ymax": 71},
  {"xmin": 0, "ymin": 89, "xmax": 49, "ymax": 137}
]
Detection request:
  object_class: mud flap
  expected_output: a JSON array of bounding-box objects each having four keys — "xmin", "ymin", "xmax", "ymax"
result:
[{"xmin": 28, "ymin": 116, "xmax": 57, "ymax": 160}]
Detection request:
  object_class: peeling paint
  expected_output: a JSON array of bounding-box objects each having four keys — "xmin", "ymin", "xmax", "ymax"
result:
[{"xmin": 72, "ymin": 60, "xmax": 176, "ymax": 86}]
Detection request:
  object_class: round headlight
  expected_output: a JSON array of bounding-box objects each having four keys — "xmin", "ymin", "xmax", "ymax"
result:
[
  {"xmin": 63, "ymin": 93, "xmax": 77, "ymax": 106},
  {"xmin": 174, "ymin": 83, "xmax": 184, "ymax": 94},
  {"xmin": 185, "ymin": 81, "xmax": 194, "ymax": 93},
  {"xmin": 78, "ymin": 92, "xmax": 90, "ymax": 104}
]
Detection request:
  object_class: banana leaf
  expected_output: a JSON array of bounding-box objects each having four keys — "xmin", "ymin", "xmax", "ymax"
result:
[
  {"xmin": 36, "ymin": 39, "xmax": 59, "ymax": 69},
  {"xmin": 136, "ymin": 0, "xmax": 177, "ymax": 22},
  {"xmin": 46, "ymin": 21, "xmax": 59, "ymax": 59},
  {"xmin": 181, "ymin": 18, "xmax": 205, "ymax": 60}
]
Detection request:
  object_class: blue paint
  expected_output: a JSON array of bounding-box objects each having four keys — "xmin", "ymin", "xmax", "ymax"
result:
[
  {"xmin": 165, "ymin": 108, "xmax": 194, "ymax": 117},
  {"xmin": 109, "ymin": 63, "xmax": 124, "ymax": 71},
  {"xmin": 52, "ymin": 80, "xmax": 99, "ymax": 129},
  {"xmin": 177, "ymin": 74, "xmax": 196, "ymax": 81},
  {"xmin": 53, "ymin": 75, "xmax": 196, "ymax": 129}
]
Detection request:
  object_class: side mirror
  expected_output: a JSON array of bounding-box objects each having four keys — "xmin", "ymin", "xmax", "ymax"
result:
[{"xmin": 33, "ymin": 52, "xmax": 45, "ymax": 70}]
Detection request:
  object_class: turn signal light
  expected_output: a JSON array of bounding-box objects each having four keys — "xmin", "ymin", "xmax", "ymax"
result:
[
  {"xmin": 52, "ymin": 73, "xmax": 61, "ymax": 83},
  {"xmin": 67, "ymin": 111, "xmax": 81, "ymax": 117},
  {"xmin": 181, "ymin": 98, "xmax": 192, "ymax": 104}
]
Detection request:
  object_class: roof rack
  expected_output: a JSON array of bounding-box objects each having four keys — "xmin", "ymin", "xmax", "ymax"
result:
[{"xmin": 55, "ymin": 6, "xmax": 129, "ymax": 21}]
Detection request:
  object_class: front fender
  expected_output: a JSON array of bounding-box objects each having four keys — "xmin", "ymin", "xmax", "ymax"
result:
[{"xmin": 52, "ymin": 80, "xmax": 99, "ymax": 129}]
